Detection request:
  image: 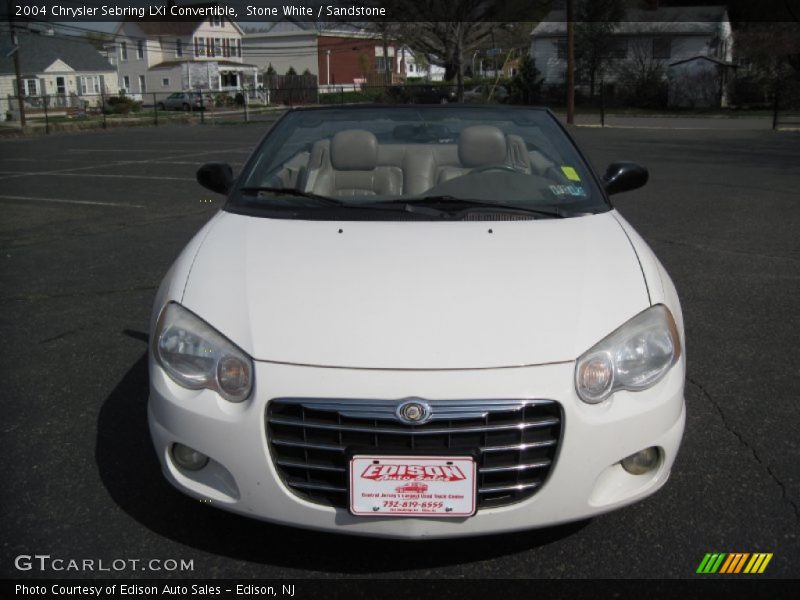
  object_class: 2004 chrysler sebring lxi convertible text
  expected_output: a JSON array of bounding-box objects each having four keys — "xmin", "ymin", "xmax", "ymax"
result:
[{"xmin": 148, "ymin": 105, "xmax": 685, "ymax": 538}]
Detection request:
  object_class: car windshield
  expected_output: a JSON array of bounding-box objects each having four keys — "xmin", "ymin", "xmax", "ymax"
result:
[{"xmin": 231, "ymin": 106, "xmax": 607, "ymax": 219}]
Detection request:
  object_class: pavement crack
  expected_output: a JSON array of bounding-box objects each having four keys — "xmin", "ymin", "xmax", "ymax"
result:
[
  {"xmin": 652, "ymin": 238, "xmax": 799, "ymax": 262},
  {"xmin": 1, "ymin": 284, "xmax": 157, "ymax": 303},
  {"xmin": 39, "ymin": 326, "xmax": 84, "ymax": 344},
  {"xmin": 688, "ymin": 377, "xmax": 800, "ymax": 525}
]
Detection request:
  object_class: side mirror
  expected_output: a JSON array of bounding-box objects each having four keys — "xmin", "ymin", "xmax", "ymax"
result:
[
  {"xmin": 197, "ymin": 162, "xmax": 234, "ymax": 195},
  {"xmin": 603, "ymin": 162, "xmax": 648, "ymax": 195}
]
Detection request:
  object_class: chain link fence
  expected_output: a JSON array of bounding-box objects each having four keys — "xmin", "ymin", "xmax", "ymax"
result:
[{"xmin": 4, "ymin": 76, "xmax": 798, "ymax": 134}]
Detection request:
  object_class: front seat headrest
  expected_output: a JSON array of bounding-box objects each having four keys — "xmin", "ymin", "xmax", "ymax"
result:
[
  {"xmin": 331, "ymin": 129, "xmax": 378, "ymax": 171},
  {"xmin": 458, "ymin": 125, "xmax": 507, "ymax": 168}
]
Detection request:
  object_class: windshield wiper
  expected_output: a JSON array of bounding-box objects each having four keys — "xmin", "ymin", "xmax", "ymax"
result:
[
  {"xmin": 370, "ymin": 196, "xmax": 567, "ymax": 219},
  {"xmin": 238, "ymin": 186, "xmax": 347, "ymax": 207},
  {"xmin": 238, "ymin": 187, "xmax": 448, "ymax": 216}
]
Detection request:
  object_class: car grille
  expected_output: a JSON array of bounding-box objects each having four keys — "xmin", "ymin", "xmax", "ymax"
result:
[{"xmin": 266, "ymin": 398, "xmax": 562, "ymax": 511}]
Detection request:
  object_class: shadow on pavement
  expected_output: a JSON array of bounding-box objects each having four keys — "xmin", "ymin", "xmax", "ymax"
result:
[{"xmin": 96, "ymin": 352, "xmax": 589, "ymax": 574}]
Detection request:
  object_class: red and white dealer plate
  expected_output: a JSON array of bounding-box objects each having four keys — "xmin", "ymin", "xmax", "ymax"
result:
[{"xmin": 350, "ymin": 455, "xmax": 476, "ymax": 517}]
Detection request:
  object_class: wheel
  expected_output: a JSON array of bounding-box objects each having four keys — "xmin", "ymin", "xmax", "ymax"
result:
[
  {"xmin": 157, "ymin": 103, "xmax": 165, "ymax": 110},
  {"xmin": 182, "ymin": 103, "xmax": 191, "ymax": 111}
]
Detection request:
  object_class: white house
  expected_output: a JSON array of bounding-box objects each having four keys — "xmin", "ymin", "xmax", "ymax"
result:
[
  {"xmin": 530, "ymin": 5, "xmax": 735, "ymax": 106},
  {"xmin": 111, "ymin": 13, "xmax": 257, "ymax": 99},
  {"xmin": 243, "ymin": 21, "xmax": 319, "ymax": 77},
  {"xmin": 0, "ymin": 29, "xmax": 115, "ymax": 119},
  {"xmin": 398, "ymin": 47, "xmax": 445, "ymax": 82}
]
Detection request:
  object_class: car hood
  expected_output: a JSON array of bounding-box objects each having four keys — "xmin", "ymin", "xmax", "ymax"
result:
[{"xmin": 181, "ymin": 210, "xmax": 649, "ymax": 369}]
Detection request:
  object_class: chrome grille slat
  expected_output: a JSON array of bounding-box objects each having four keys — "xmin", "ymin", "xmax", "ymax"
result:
[
  {"xmin": 478, "ymin": 481, "xmax": 542, "ymax": 494},
  {"xmin": 286, "ymin": 480, "xmax": 347, "ymax": 493},
  {"xmin": 479, "ymin": 440, "xmax": 557, "ymax": 453},
  {"xmin": 479, "ymin": 460, "xmax": 551, "ymax": 474},
  {"xmin": 271, "ymin": 438, "xmax": 346, "ymax": 453},
  {"xmin": 268, "ymin": 416, "xmax": 560, "ymax": 435},
  {"xmin": 276, "ymin": 459, "xmax": 347, "ymax": 473},
  {"xmin": 267, "ymin": 398, "xmax": 562, "ymax": 511}
]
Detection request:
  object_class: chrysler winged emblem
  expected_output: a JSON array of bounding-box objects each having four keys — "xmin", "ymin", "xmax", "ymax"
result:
[{"xmin": 396, "ymin": 399, "xmax": 432, "ymax": 425}]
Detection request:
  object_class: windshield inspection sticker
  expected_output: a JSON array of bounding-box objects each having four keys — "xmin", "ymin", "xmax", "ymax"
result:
[
  {"xmin": 549, "ymin": 184, "xmax": 587, "ymax": 198},
  {"xmin": 561, "ymin": 166, "xmax": 581, "ymax": 181}
]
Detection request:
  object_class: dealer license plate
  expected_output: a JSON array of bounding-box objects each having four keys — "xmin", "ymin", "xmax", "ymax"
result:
[{"xmin": 350, "ymin": 455, "xmax": 476, "ymax": 517}]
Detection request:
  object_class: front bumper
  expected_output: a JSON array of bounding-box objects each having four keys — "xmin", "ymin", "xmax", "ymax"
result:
[{"xmin": 148, "ymin": 356, "xmax": 685, "ymax": 539}]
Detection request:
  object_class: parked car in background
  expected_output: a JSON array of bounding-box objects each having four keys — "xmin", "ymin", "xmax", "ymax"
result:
[
  {"xmin": 157, "ymin": 92, "xmax": 212, "ymax": 111},
  {"xmin": 385, "ymin": 84, "xmax": 456, "ymax": 104},
  {"xmin": 464, "ymin": 84, "xmax": 510, "ymax": 103},
  {"xmin": 149, "ymin": 105, "xmax": 685, "ymax": 538}
]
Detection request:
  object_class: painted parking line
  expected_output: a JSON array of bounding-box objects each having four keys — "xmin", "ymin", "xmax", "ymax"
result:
[
  {"xmin": 0, "ymin": 147, "xmax": 253, "ymax": 181},
  {"xmin": 25, "ymin": 172, "xmax": 195, "ymax": 181},
  {"xmin": 0, "ymin": 194, "xmax": 145, "ymax": 208}
]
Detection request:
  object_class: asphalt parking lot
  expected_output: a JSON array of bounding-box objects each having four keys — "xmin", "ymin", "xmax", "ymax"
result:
[{"xmin": 1, "ymin": 120, "xmax": 798, "ymax": 580}]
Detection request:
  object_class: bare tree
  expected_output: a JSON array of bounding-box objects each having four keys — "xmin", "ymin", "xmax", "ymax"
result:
[
  {"xmin": 391, "ymin": 1, "xmax": 538, "ymax": 101},
  {"xmin": 574, "ymin": 0, "xmax": 626, "ymax": 97}
]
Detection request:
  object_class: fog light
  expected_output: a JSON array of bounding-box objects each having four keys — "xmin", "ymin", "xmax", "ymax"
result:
[
  {"xmin": 621, "ymin": 447, "xmax": 660, "ymax": 475},
  {"xmin": 171, "ymin": 443, "xmax": 209, "ymax": 471}
]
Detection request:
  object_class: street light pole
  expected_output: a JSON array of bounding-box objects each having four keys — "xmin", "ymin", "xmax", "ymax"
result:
[
  {"xmin": 566, "ymin": 0, "xmax": 575, "ymax": 125},
  {"xmin": 7, "ymin": 0, "xmax": 26, "ymax": 126}
]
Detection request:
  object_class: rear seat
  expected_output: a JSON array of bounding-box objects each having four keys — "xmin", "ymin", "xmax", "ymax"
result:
[{"xmin": 302, "ymin": 126, "xmax": 541, "ymax": 198}]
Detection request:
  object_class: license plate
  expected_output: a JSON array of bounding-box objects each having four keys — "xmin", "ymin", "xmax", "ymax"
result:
[{"xmin": 350, "ymin": 455, "xmax": 476, "ymax": 517}]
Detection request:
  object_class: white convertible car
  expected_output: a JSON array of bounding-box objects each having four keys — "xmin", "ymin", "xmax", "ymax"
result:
[{"xmin": 148, "ymin": 105, "xmax": 685, "ymax": 538}]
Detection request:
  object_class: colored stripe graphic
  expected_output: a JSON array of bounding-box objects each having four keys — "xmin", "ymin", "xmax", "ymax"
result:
[
  {"xmin": 698, "ymin": 552, "xmax": 773, "ymax": 574},
  {"xmin": 743, "ymin": 553, "xmax": 773, "ymax": 574},
  {"xmin": 697, "ymin": 553, "xmax": 726, "ymax": 573}
]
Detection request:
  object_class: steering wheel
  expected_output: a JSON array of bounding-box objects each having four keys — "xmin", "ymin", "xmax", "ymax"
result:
[{"xmin": 470, "ymin": 164, "xmax": 521, "ymax": 174}]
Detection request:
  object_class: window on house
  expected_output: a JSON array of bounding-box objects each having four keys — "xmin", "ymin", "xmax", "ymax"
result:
[
  {"xmin": 56, "ymin": 76, "xmax": 66, "ymax": 94},
  {"xmin": 139, "ymin": 75, "xmax": 146, "ymax": 93},
  {"xmin": 137, "ymin": 40, "xmax": 144, "ymax": 59},
  {"xmin": 123, "ymin": 75, "xmax": 130, "ymax": 90},
  {"xmin": 556, "ymin": 39, "xmax": 567, "ymax": 60},
  {"xmin": 236, "ymin": 39, "xmax": 241, "ymax": 57},
  {"xmin": 120, "ymin": 41, "xmax": 127, "ymax": 61},
  {"xmin": 206, "ymin": 38, "xmax": 212, "ymax": 57},
  {"xmin": 24, "ymin": 79, "xmax": 38, "ymax": 96},
  {"xmin": 652, "ymin": 38, "xmax": 672, "ymax": 59},
  {"xmin": 214, "ymin": 38, "xmax": 221, "ymax": 57},
  {"xmin": 376, "ymin": 57, "xmax": 394, "ymax": 72},
  {"xmin": 79, "ymin": 76, "xmax": 100, "ymax": 95},
  {"xmin": 176, "ymin": 39, "xmax": 183, "ymax": 57},
  {"xmin": 604, "ymin": 39, "xmax": 628, "ymax": 59},
  {"xmin": 162, "ymin": 78, "xmax": 170, "ymax": 87}
]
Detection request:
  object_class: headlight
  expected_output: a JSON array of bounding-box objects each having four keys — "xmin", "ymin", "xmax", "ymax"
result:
[
  {"xmin": 575, "ymin": 305, "xmax": 681, "ymax": 404},
  {"xmin": 154, "ymin": 302, "xmax": 253, "ymax": 402}
]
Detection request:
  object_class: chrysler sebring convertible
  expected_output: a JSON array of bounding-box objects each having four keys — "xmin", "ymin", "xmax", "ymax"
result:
[{"xmin": 148, "ymin": 105, "xmax": 685, "ymax": 538}]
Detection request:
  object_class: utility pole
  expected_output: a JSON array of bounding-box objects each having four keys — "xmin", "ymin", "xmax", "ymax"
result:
[
  {"xmin": 566, "ymin": 0, "xmax": 575, "ymax": 125},
  {"xmin": 7, "ymin": 0, "xmax": 26, "ymax": 126}
]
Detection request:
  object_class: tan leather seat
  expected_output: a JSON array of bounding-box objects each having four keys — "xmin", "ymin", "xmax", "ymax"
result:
[
  {"xmin": 302, "ymin": 130, "xmax": 403, "ymax": 198},
  {"xmin": 436, "ymin": 125, "xmax": 509, "ymax": 183}
]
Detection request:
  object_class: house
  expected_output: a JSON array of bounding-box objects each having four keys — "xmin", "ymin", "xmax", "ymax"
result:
[
  {"xmin": 530, "ymin": 4, "xmax": 734, "ymax": 106},
  {"xmin": 398, "ymin": 47, "xmax": 445, "ymax": 82},
  {"xmin": 0, "ymin": 29, "xmax": 115, "ymax": 119},
  {"xmin": 111, "ymin": 7, "xmax": 257, "ymax": 99},
  {"xmin": 243, "ymin": 23, "xmax": 403, "ymax": 90},
  {"xmin": 317, "ymin": 27, "xmax": 402, "ymax": 88},
  {"xmin": 242, "ymin": 21, "xmax": 319, "ymax": 78}
]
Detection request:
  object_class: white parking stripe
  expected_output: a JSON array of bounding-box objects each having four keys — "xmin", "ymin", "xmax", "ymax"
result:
[
  {"xmin": 0, "ymin": 194, "xmax": 145, "ymax": 208},
  {"xmin": 37, "ymin": 173, "xmax": 195, "ymax": 181},
  {"xmin": 0, "ymin": 148, "xmax": 252, "ymax": 181}
]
